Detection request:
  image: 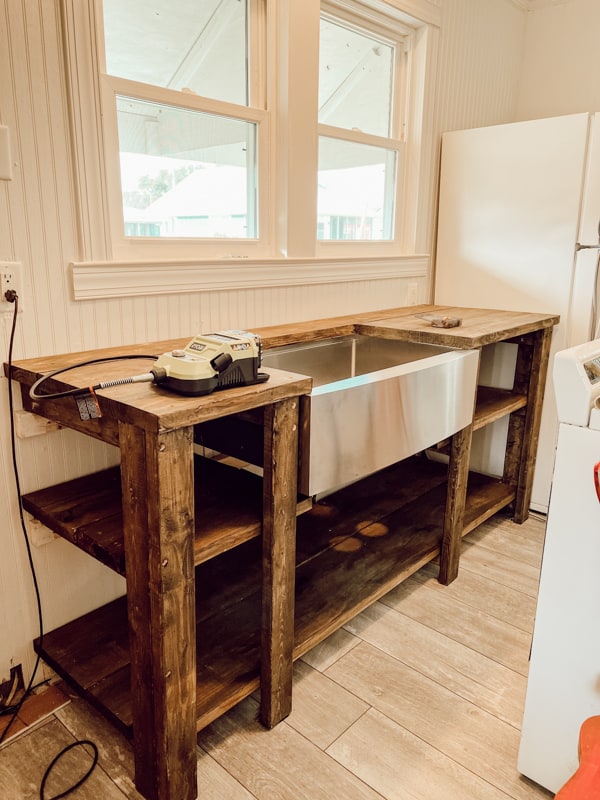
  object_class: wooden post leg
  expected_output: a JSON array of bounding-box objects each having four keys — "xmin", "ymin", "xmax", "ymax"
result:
[
  {"xmin": 509, "ymin": 328, "xmax": 553, "ymax": 523},
  {"xmin": 439, "ymin": 423, "xmax": 473, "ymax": 585},
  {"xmin": 119, "ymin": 423, "xmax": 197, "ymax": 800},
  {"xmin": 260, "ymin": 397, "xmax": 299, "ymax": 728}
]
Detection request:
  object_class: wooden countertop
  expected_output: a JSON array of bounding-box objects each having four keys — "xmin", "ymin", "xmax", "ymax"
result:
[
  {"xmin": 253, "ymin": 304, "xmax": 560, "ymax": 349},
  {"xmin": 5, "ymin": 304, "xmax": 559, "ymax": 438}
]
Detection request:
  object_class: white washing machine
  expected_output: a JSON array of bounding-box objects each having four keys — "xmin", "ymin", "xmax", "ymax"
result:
[{"xmin": 518, "ymin": 340, "xmax": 600, "ymax": 792}]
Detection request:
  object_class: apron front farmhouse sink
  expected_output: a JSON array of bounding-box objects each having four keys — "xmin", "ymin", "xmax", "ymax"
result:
[{"xmin": 261, "ymin": 335, "xmax": 480, "ymax": 495}]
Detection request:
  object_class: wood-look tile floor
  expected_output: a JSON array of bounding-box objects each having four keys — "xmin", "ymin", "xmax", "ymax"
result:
[{"xmin": 0, "ymin": 511, "xmax": 555, "ymax": 799}]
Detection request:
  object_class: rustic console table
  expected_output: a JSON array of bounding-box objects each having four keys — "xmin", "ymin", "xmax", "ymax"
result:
[
  {"xmin": 7, "ymin": 342, "xmax": 311, "ymax": 800},
  {"xmin": 6, "ymin": 304, "xmax": 558, "ymax": 800}
]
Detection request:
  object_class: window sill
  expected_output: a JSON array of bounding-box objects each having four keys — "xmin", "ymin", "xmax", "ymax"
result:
[{"xmin": 70, "ymin": 254, "xmax": 429, "ymax": 300}]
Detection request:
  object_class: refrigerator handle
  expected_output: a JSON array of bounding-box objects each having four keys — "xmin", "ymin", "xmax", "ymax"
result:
[{"xmin": 594, "ymin": 461, "xmax": 600, "ymax": 503}]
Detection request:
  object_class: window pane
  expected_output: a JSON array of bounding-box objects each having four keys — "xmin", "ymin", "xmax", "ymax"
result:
[
  {"xmin": 317, "ymin": 137, "xmax": 396, "ymax": 241},
  {"xmin": 319, "ymin": 18, "xmax": 394, "ymax": 137},
  {"xmin": 103, "ymin": 0, "xmax": 248, "ymax": 106},
  {"xmin": 116, "ymin": 97, "xmax": 257, "ymax": 239}
]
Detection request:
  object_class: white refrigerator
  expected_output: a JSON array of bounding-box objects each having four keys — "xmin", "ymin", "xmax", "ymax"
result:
[{"xmin": 434, "ymin": 112, "xmax": 600, "ymax": 512}]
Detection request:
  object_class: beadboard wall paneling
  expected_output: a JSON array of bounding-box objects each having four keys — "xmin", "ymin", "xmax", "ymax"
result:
[
  {"xmin": 434, "ymin": 0, "xmax": 526, "ymax": 135},
  {"xmin": 517, "ymin": 0, "xmax": 600, "ymax": 120},
  {"xmin": 0, "ymin": 0, "xmax": 527, "ymax": 682}
]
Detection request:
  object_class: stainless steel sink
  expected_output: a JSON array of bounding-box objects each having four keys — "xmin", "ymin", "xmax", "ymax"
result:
[{"xmin": 262, "ymin": 334, "xmax": 479, "ymax": 496}]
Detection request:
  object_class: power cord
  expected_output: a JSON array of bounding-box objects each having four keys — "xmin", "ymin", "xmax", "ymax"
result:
[{"xmin": 1, "ymin": 292, "xmax": 100, "ymax": 799}]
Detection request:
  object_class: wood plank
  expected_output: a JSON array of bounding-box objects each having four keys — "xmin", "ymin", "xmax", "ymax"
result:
[
  {"xmin": 466, "ymin": 514, "xmax": 546, "ymax": 567},
  {"xmin": 284, "ymin": 660, "xmax": 369, "ymax": 749},
  {"xmin": 346, "ymin": 600, "xmax": 528, "ymax": 727},
  {"xmin": 22, "ymin": 454, "xmax": 449, "ymax": 577},
  {"xmin": 463, "ymin": 474, "xmax": 517, "ymax": 534},
  {"xmin": 22, "ymin": 458, "xmax": 266, "ymax": 574},
  {"xmin": 440, "ymin": 424, "xmax": 473, "ymax": 584},
  {"xmin": 14, "ymin": 354, "xmax": 312, "ymax": 437},
  {"xmin": 55, "ymin": 694, "xmax": 142, "ymax": 799},
  {"xmin": 293, "ymin": 482, "xmax": 448, "ymax": 658},
  {"xmin": 355, "ymin": 306, "xmax": 559, "ymax": 348},
  {"xmin": 408, "ymin": 561, "xmax": 538, "ymax": 635},
  {"xmin": 474, "ymin": 385, "xmax": 528, "ymax": 430},
  {"xmin": 199, "ymin": 697, "xmax": 384, "ymax": 800},
  {"xmin": 327, "ymin": 707, "xmax": 512, "ymax": 800},
  {"xmin": 325, "ymin": 642, "xmax": 545, "ymax": 799},
  {"xmin": 295, "ymin": 454, "xmax": 448, "ymax": 566},
  {"xmin": 459, "ymin": 538, "xmax": 543, "ymax": 598},
  {"xmin": 260, "ymin": 397, "xmax": 298, "ymax": 728},
  {"xmin": 381, "ymin": 578, "xmax": 533, "ymax": 676},
  {"xmin": 0, "ymin": 717, "xmax": 128, "ymax": 800},
  {"xmin": 119, "ymin": 423, "xmax": 197, "ymax": 800},
  {"xmin": 512, "ymin": 328, "xmax": 553, "ymax": 521}
]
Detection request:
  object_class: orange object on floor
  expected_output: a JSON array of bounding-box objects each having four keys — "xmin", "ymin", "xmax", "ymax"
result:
[{"xmin": 555, "ymin": 716, "xmax": 600, "ymax": 799}]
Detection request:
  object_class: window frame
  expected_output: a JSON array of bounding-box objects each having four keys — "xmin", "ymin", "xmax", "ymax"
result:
[
  {"xmin": 60, "ymin": 0, "xmax": 440, "ymax": 299},
  {"xmin": 316, "ymin": 2, "xmax": 409, "ymax": 253},
  {"xmin": 97, "ymin": 0, "xmax": 272, "ymax": 260}
]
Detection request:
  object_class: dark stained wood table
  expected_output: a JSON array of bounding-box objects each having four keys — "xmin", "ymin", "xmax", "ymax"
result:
[
  {"xmin": 6, "ymin": 304, "xmax": 559, "ymax": 799},
  {"xmin": 7, "ymin": 343, "xmax": 311, "ymax": 800}
]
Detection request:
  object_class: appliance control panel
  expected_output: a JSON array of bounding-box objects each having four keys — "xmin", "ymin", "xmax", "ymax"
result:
[{"xmin": 553, "ymin": 340, "xmax": 600, "ymax": 426}]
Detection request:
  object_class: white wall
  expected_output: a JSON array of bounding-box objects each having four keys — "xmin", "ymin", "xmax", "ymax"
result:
[
  {"xmin": 436, "ymin": 0, "xmax": 526, "ymax": 133},
  {"xmin": 0, "ymin": 0, "xmax": 527, "ymax": 684},
  {"xmin": 517, "ymin": 0, "xmax": 600, "ymax": 120}
]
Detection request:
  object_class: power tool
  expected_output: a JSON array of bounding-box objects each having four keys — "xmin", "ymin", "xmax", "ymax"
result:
[{"xmin": 152, "ymin": 330, "xmax": 269, "ymax": 396}]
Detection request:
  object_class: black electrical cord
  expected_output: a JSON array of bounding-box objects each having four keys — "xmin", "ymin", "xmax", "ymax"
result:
[
  {"xmin": 0, "ymin": 293, "xmax": 44, "ymax": 745},
  {"xmin": 1, "ymin": 293, "xmax": 100, "ymax": 799},
  {"xmin": 29, "ymin": 353, "xmax": 159, "ymax": 401}
]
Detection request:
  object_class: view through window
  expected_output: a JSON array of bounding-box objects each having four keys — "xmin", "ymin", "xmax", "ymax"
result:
[{"xmin": 100, "ymin": 0, "xmax": 407, "ymax": 246}]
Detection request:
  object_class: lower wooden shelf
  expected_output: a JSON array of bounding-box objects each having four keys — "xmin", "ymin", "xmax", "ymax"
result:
[{"xmin": 32, "ymin": 454, "xmax": 517, "ymax": 738}]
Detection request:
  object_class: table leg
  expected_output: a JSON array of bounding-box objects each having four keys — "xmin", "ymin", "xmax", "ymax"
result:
[
  {"xmin": 260, "ymin": 397, "xmax": 299, "ymax": 728},
  {"xmin": 507, "ymin": 328, "xmax": 553, "ymax": 523},
  {"xmin": 439, "ymin": 423, "xmax": 473, "ymax": 585},
  {"xmin": 119, "ymin": 423, "xmax": 197, "ymax": 800}
]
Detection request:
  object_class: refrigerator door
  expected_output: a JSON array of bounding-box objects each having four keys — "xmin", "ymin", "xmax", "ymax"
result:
[{"xmin": 434, "ymin": 113, "xmax": 591, "ymax": 511}]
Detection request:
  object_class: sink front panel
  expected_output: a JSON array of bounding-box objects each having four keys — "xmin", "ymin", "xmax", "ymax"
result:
[{"xmin": 262, "ymin": 337, "xmax": 480, "ymax": 496}]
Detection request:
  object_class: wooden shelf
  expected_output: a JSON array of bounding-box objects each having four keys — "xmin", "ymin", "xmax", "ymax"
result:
[
  {"xmin": 32, "ymin": 455, "xmax": 515, "ymax": 737},
  {"xmin": 473, "ymin": 385, "xmax": 528, "ymax": 430},
  {"xmin": 22, "ymin": 457, "xmax": 310, "ymax": 574}
]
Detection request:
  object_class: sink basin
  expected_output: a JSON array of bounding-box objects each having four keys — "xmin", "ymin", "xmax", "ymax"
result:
[{"xmin": 261, "ymin": 334, "xmax": 480, "ymax": 496}]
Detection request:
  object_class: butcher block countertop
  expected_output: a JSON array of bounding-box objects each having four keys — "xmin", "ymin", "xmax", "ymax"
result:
[{"xmin": 254, "ymin": 304, "xmax": 560, "ymax": 349}]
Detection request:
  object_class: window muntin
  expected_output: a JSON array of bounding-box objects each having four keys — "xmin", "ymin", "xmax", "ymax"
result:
[
  {"xmin": 102, "ymin": 0, "xmax": 249, "ymax": 106},
  {"xmin": 72, "ymin": 0, "xmax": 431, "ymax": 264},
  {"xmin": 116, "ymin": 96, "xmax": 258, "ymax": 239}
]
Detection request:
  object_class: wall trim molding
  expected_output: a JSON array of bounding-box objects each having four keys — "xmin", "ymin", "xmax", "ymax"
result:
[{"xmin": 71, "ymin": 255, "xmax": 429, "ymax": 300}]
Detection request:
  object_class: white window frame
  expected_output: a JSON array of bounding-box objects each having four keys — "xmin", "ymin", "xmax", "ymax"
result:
[
  {"xmin": 316, "ymin": 2, "xmax": 410, "ymax": 256},
  {"xmin": 60, "ymin": 0, "xmax": 440, "ymax": 299},
  {"xmin": 96, "ymin": 0, "xmax": 272, "ymax": 261}
]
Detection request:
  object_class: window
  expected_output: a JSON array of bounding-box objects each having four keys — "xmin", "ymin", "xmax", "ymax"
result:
[
  {"xmin": 98, "ymin": 0, "xmax": 267, "ymax": 254},
  {"xmin": 62, "ymin": 0, "xmax": 439, "ymax": 295},
  {"xmin": 317, "ymin": 8, "xmax": 407, "ymax": 242}
]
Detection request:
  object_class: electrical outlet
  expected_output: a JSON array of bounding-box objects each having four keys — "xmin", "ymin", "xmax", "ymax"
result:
[{"xmin": 0, "ymin": 261, "xmax": 22, "ymax": 312}]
